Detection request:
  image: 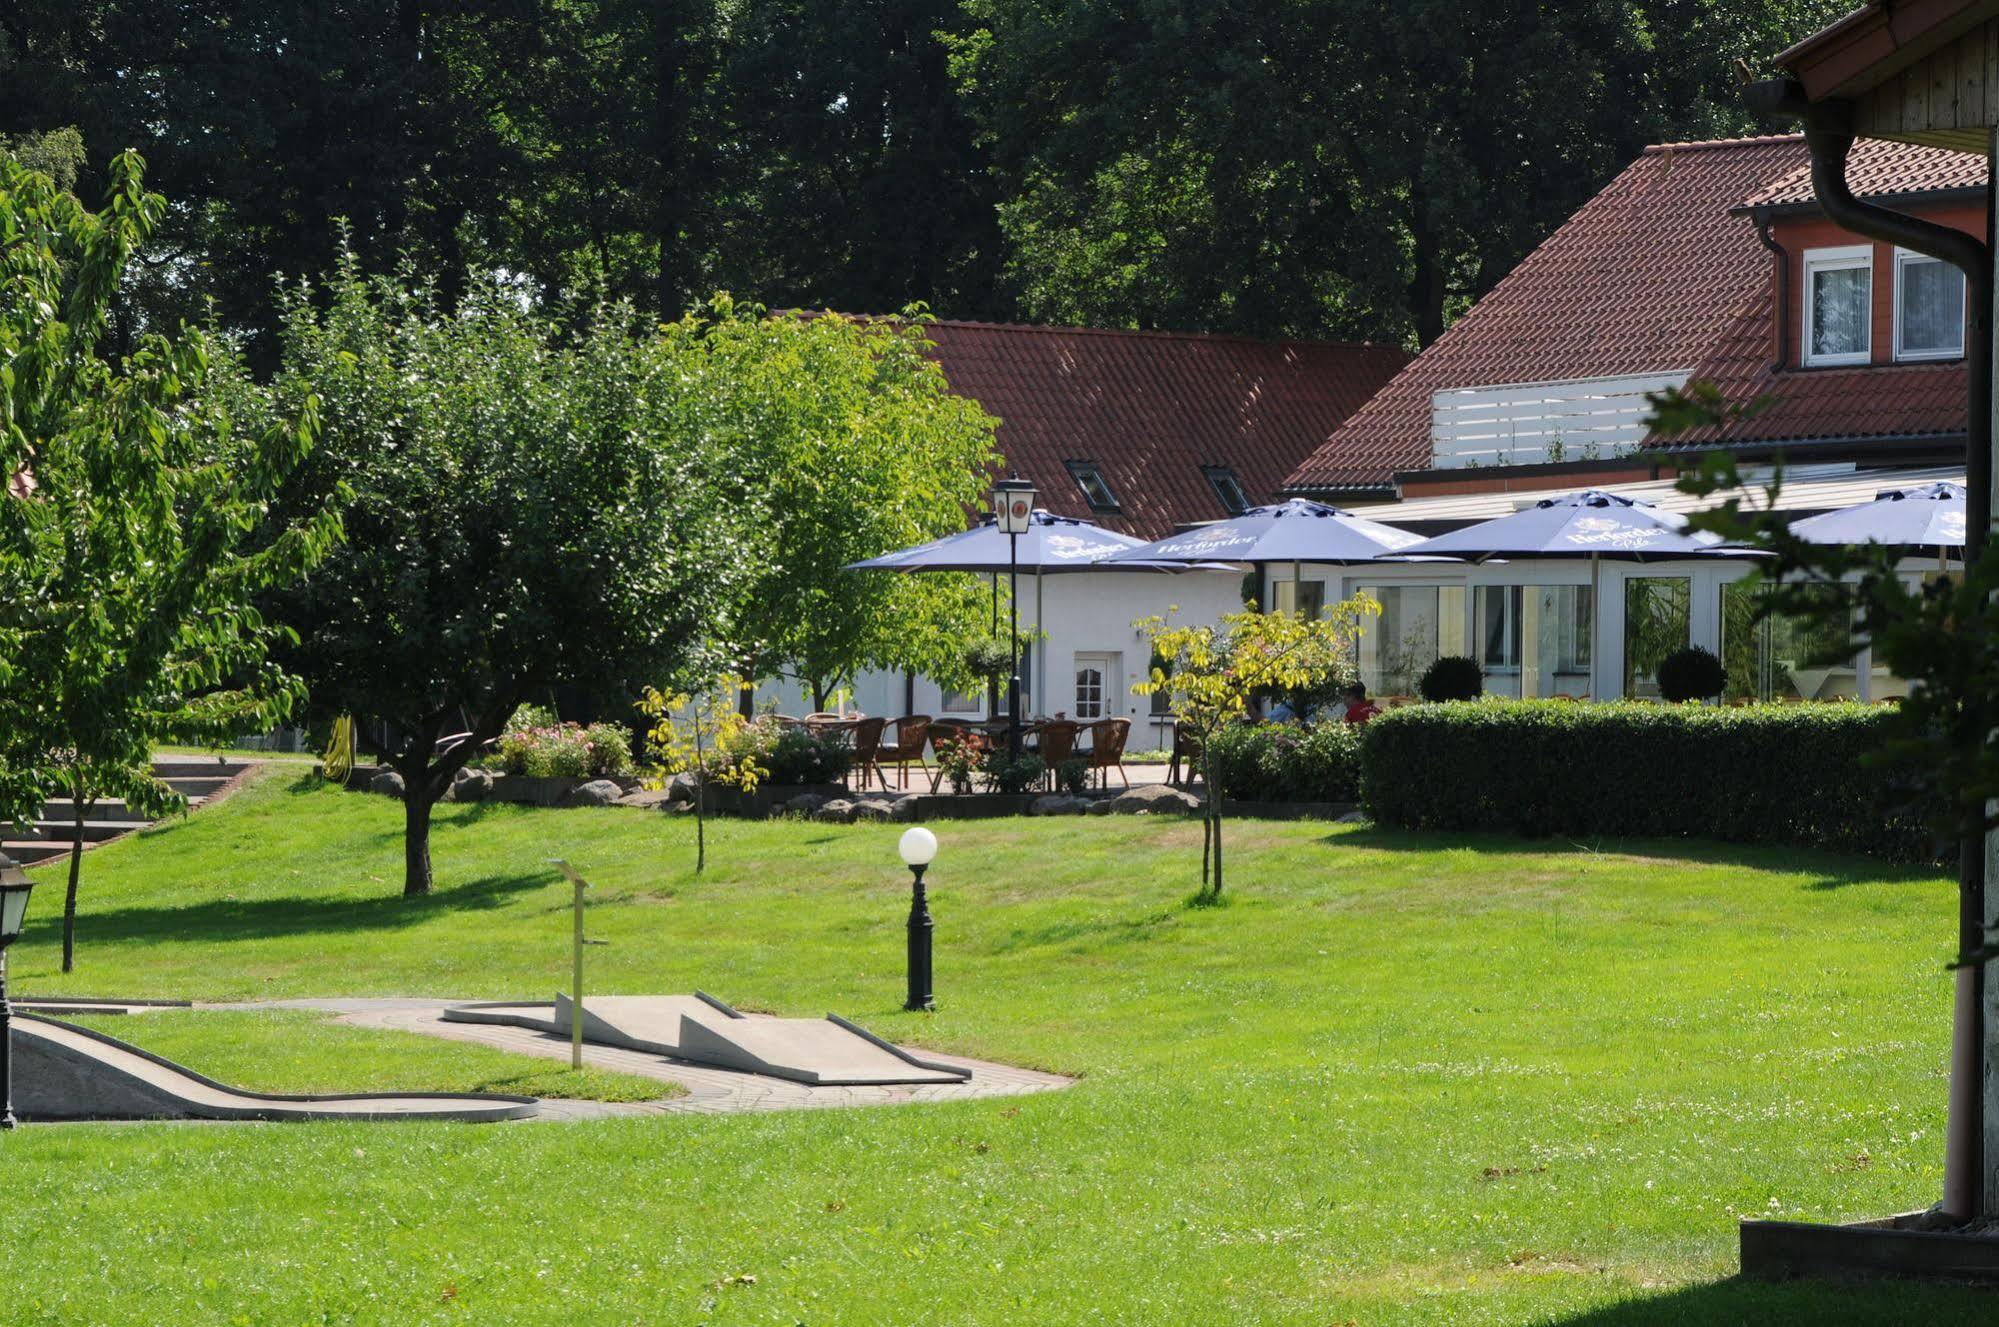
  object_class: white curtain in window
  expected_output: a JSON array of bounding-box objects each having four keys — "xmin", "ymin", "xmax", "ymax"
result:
[
  {"xmin": 1812, "ymin": 265, "xmax": 1869, "ymax": 358},
  {"xmin": 1900, "ymin": 256, "xmax": 1964, "ymax": 355}
]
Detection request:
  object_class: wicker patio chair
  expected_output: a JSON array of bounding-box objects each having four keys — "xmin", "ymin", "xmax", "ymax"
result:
[
  {"xmin": 875, "ymin": 716, "xmax": 931, "ymax": 792},
  {"xmin": 1083, "ymin": 717, "xmax": 1132, "ymax": 790},
  {"xmin": 846, "ymin": 716, "xmax": 888, "ymax": 792},
  {"xmin": 1030, "ymin": 720, "xmax": 1083, "ymax": 789}
]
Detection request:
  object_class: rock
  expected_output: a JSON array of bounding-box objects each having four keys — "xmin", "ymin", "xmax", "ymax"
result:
[
  {"xmin": 887, "ymin": 797, "xmax": 920, "ymax": 823},
  {"xmin": 368, "ymin": 769, "xmax": 405, "ymax": 798},
  {"xmin": 447, "ymin": 768, "xmax": 492, "ymax": 803},
  {"xmin": 1030, "ymin": 794, "xmax": 1090, "ymax": 816},
  {"xmin": 1107, "ymin": 784, "xmax": 1203, "ymax": 815},
  {"xmin": 783, "ymin": 792, "xmax": 828, "ymax": 817},
  {"xmin": 614, "ymin": 787, "xmax": 676, "ymax": 810},
  {"xmin": 850, "ymin": 799, "xmax": 895, "ymax": 822},
  {"xmin": 1085, "ymin": 798, "xmax": 1116, "ymax": 816},
  {"xmin": 564, "ymin": 779, "xmax": 623, "ymax": 807},
  {"xmin": 1334, "ymin": 809, "xmax": 1368, "ymax": 825},
  {"xmin": 666, "ymin": 772, "xmax": 700, "ymax": 804},
  {"xmin": 812, "ymin": 799, "xmax": 856, "ymax": 824}
]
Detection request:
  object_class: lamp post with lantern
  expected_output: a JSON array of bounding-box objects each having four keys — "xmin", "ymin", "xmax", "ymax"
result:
[
  {"xmin": 991, "ymin": 475, "xmax": 1037, "ymax": 759},
  {"xmin": 898, "ymin": 827, "xmax": 938, "ymax": 1011},
  {"xmin": 0, "ymin": 853, "xmax": 36, "ymax": 1131}
]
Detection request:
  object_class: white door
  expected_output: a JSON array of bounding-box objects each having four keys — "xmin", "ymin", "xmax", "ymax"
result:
[{"xmin": 1074, "ymin": 652, "xmax": 1121, "ymax": 720}]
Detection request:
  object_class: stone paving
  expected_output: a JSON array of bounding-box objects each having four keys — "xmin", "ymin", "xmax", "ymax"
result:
[{"xmin": 204, "ymin": 997, "xmax": 1074, "ymax": 1120}]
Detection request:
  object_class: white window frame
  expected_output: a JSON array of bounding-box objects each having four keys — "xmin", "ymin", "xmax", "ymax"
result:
[
  {"xmin": 1892, "ymin": 247, "xmax": 1966, "ymax": 362},
  {"xmin": 1801, "ymin": 244, "xmax": 1873, "ymax": 368}
]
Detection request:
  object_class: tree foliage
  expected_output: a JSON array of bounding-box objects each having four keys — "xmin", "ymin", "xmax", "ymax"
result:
[
  {"xmin": 688, "ymin": 304, "xmax": 1003, "ymax": 709},
  {"xmin": 0, "ymin": 149, "xmax": 337, "ymax": 968},
  {"xmin": 1135, "ymin": 597, "xmax": 1375, "ymax": 901},
  {"xmin": 3, "ymin": 1, "xmax": 1842, "ymax": 350},
  {"xmin": 257, "ymin": 255, "xmax": 748, "ymax": 896}
]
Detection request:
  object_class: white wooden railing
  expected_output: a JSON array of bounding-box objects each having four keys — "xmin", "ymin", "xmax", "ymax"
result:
[{"xmin": 1429, "ymin": 371, "xmax": 1691, "ymax": 469}]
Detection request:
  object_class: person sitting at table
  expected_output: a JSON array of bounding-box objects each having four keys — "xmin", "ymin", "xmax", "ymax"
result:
[{"xmin": 1341, "ymin": 682, "xmax": 1381, "ymax": 724}]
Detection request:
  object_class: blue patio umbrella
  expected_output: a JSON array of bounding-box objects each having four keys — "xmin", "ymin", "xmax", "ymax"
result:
[
  {"xmin": 1786, "ymin": 481, "xmax": 1966, "ymax": 555},
  {"xmin": 1102, "ymin": 498, "xmax": 1425, "ymax": 566},
  {"xmin": 1399, "ymin": 490, "xmax": 1752, "ymax": 562},
  {"xmin": 846, "ymin": 509, "xmax": 1148, "ymax": 573}
]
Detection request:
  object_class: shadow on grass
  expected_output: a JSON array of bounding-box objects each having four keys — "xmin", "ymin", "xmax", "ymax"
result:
[
  {"xmin": 1322, "ymin": 824, "xmax": 1944, "ymax": 887},
  {"xmin": 20, "ymin": 870, "xmax": 549, "ymax": 951},
  {"xmin": 1543, "ymin": 1276, "xmax": 1991, "ymax": 1325}
]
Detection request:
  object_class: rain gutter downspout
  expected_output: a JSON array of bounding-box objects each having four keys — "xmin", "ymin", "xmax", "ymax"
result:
[
  {"xmin": 1751, "ymin": 213, "xmax": 1791, "ymax": 371},
  {"xmin": 1750, "ymin": 77, "xmax": 1992, "ymax": 1223}
]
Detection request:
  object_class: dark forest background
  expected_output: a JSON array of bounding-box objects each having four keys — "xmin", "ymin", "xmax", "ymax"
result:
[{"xmin": 1, "ymin": 1, "xmax": 1847, "ymax": 359}]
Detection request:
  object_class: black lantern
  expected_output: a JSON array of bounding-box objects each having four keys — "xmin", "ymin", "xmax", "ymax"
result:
[
  {"xmin": 0, "ymin": 853, "xmax": 35, "ymax": 1131},
  {"xmin": 990, "ymin": 475, "xmax": 1038, "ymax": 756}
]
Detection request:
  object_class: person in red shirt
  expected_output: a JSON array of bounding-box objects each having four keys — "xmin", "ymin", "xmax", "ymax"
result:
[{"xmin": 1342, "ymin": 681, "xmax": 1381, "ymax": 724}]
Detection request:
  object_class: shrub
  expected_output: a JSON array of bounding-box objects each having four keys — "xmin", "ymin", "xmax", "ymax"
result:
[
  {"xmin": 1418, "ymin": 655, "xmax": 1483, "ymax": 702},
  {"xmin": 1055, "ymin": 758, "xmax": 1090, "ymax": 796},
  {"xmin": 1656, "ymin": 645, "xmax": 1726, "ymax": 702},
  {"xmin": 495, "ymin": 719, "xmax": 634, "ymax": 779},
  {"xmin": 1207, "ymin": 722, "xmax": 1364, "ymax": 803},
  {"xmin": 1360, "ymin": 700, "xmax": 1940, "ymax": 862},
  {"xmin": 763, "ymin": 726, "xmax": 852, "ymax": 785},
  {"xmin": 979, "ymin": 749, "xmax": 1045, "ymax": 795}
]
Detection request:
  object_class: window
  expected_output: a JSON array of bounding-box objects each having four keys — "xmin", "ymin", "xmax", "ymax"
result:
[
  {"xmin": 1203, "ymin": 465, "xmax": 1250, "ymax": 515},
  {"xmin": 1622, "ymin": 577, "xmax": 1690, "ymax": 699},
  {"xmin": 1803, "ymin": 245, "xmax": 1872, "ymax": 366},
  {"xmin": 1474, "ymin": 585, "xmax": 1592, "ymax": 699},
  {"xmin": 940, "ymin": 686, "xmax": 981, "ymax": 714},
  {"xmin": 1065, "ymin": 460, "xmax": 1121, "ymax": 514},
  {"xmin": 1894, "ymin": 249, "xmax": 1966, "ymax": 361},
  {"xmin": 1722, "ymin": 579, "xmax": 1858, "ymax": 702},
  {"xmin": 1271, "ymin": 579, "xmax": 1325, "ymax": 620},
  {"xmin": 1355, "ymin": 585, "xmax": 1468, "ymax": 696}
]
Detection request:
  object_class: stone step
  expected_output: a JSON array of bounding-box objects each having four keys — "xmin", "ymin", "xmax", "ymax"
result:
[
  {"xmin": 37, "ymin": 797, "xmax": 204, "ymax": 823},
  {"xmin": 159, "ymin": 776, "xmax": 232, "ymax": 797},
  {"xmin": 1, "ymin": 841, "xmax": 68, "ymax": 866},
  {"xmin": 148, "ymin": 759, "xmax": 253, "ymax": 780},
  {"xmin": 15, "ymin": 819, "xmax": 154, "ymax": 844}
]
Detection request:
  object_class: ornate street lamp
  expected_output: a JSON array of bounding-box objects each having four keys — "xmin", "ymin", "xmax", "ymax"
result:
[
  {"xmin": 898, "ymin": 827, "xmax": 938, "ymax": 1012},
  {"xmin": 991, "ymin": 474, "xmax": 1038, "ymax": 758},
  {"xmin": 0, "ymin": 853, "xmax": 35, "ymax": 1131}
]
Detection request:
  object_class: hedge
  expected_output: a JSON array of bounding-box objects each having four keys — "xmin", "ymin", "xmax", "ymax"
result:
[
  {"xmin": 1360, "ymin": 701, "xmax": 1942, "ymax": 863},
  {"xmin": 1207, "ymin": 722, "xmax": 1364, "ymax": 804}
]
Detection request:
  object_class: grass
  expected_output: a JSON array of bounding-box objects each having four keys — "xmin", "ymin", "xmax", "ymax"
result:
[
  {"xmin": 60, "ymin": 1010, "xmax": 676, "ymax": 1102},
  {"xmin": 0, "ymin": 766, "xmax": 1989, "ymax": 1324}
]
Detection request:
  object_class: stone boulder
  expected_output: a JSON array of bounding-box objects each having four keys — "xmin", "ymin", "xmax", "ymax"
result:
[
  {"xmin": 368, "ymin": 769, "xmax": 405, "ymax": 798},
  {"xmin": 666, "ymin": 772, "xmax": 701, "ymax": 804},
  {"xmin": 782, "ymin": 792, "xmax": 828, "ymax": 817},
  {"xmin": 1105, "ymin": 783, "xmax": 1203, "ymax": 815},
  {"xmin": 850, "ymin": 799, "xmax": 896, "ymax": 823},
  {"xmin": 887, "ymin": 797, "xmax": 920, "ymax": 823},
  {"xmin": 1085, "ymin": 798, "xmax": 1116, "ymax": 816},
  {"xmin": 446, "ymin": 767, "xmax": 492, "ymax": 803},
  {"xmin": 811, "ymin": 799, "xmax": 857, "ymax": 824},
  {"xmin": 1030, "ymin": 794, "xmax": 1091, "ymax": 816},
  {"xmin": 1334, "ymin": 809, "xmax": 1368, "ymax": 825},
  {"xmin": 564, "ymin": 779, "xmax": 624, "ymax": 807}
]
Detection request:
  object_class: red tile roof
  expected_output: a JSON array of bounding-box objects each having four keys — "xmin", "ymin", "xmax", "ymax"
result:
[
  {"xmin": 920, "ymin": 321, "xmax": 1410, "ymax": 538},
  {"xmin": 1284, "ymin": 137, "xmax": 1812, "ymax": 493},
  {"xmin": 1741, "ymin": 135, "xmax": 1986, "ymax": 208},
  {"xmin": 1285, "ymin": 134, "xmax": 1983, "ymax": 492}
]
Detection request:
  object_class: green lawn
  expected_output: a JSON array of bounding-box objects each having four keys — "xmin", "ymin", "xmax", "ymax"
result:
[
  {"xmin": 62, "ymin": 1010, "xmax": 676, "ymax": 1102},
  {"xmin": 1, "ymin": 767, "xmax": 1987, "ymax": 1325}
]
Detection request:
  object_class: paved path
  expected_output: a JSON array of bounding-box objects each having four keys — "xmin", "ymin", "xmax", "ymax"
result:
[{"xmin": 202, "ymin": 998, "xmax": 1074, "ymax": 1120}]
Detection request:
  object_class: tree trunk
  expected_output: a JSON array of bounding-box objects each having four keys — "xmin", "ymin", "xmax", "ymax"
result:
[
  {"xmin": 811, "ymin": 678, "xmax": 830, "ymax": 713},
  {"xmin": 1206, "ymin": 751, "xmax": 1224, "ymax": 900},
  {"xmin": 652, "ymin": 0, "xmax": 686, "ymax": 318},
  {"xmin": 403, "ymin": 785, "xmax": 436, "ymax": 897},
  {"xmin": 60, "ymin": 775, "xmax": 88, "ymax": 973},
  {"xmin": 693, "ymin": 722, "xmax": 706, "ymax": 874}
]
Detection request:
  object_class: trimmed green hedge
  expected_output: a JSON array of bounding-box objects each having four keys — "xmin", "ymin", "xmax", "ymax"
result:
[
  {"xmin": 1360, "ymin": 701, "xmax": 1941, "ymax": 863},
  {"xmin": 1207, "ymin": 722, "xmax": 1364, "ymax": 804}
]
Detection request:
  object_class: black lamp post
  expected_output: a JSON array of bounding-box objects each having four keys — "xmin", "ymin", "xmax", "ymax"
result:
[
  {"xmin": 991, "ymin": 474, "xmax": 1038, "ymax": 758},
  {"xmin": 898, "ymin": 827, "xmax": 938, "ymax": 1011},
  {"xmin": 0, "ymin": 853, "xmax": 35, "ymax": 1132}
]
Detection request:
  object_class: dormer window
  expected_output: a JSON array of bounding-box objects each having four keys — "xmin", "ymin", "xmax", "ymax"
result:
[
  {"xmin": 1203, "ymin": 465, "xmax": 1249, "ymax": 515},
  {"xmin": 1894, "ymin": 249, "xmax": 1966, "ymax": 361},
  {"xmin": 1803, "ymin": 245, "xmax": 1872, "ymax": 367},
  {"xmin": 1065, "ymin": 460, "xmax": 1121, "ymax": 514}
]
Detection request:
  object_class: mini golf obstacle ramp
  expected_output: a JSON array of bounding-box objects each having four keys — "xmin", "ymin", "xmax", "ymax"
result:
[
  {"xmin": 11, "ymin": 1015, "xmax": 539, "ymax": 1123},
  {"xmin": 442, "ymin": 992, "xmax": 972, "ymax": 1087}
]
